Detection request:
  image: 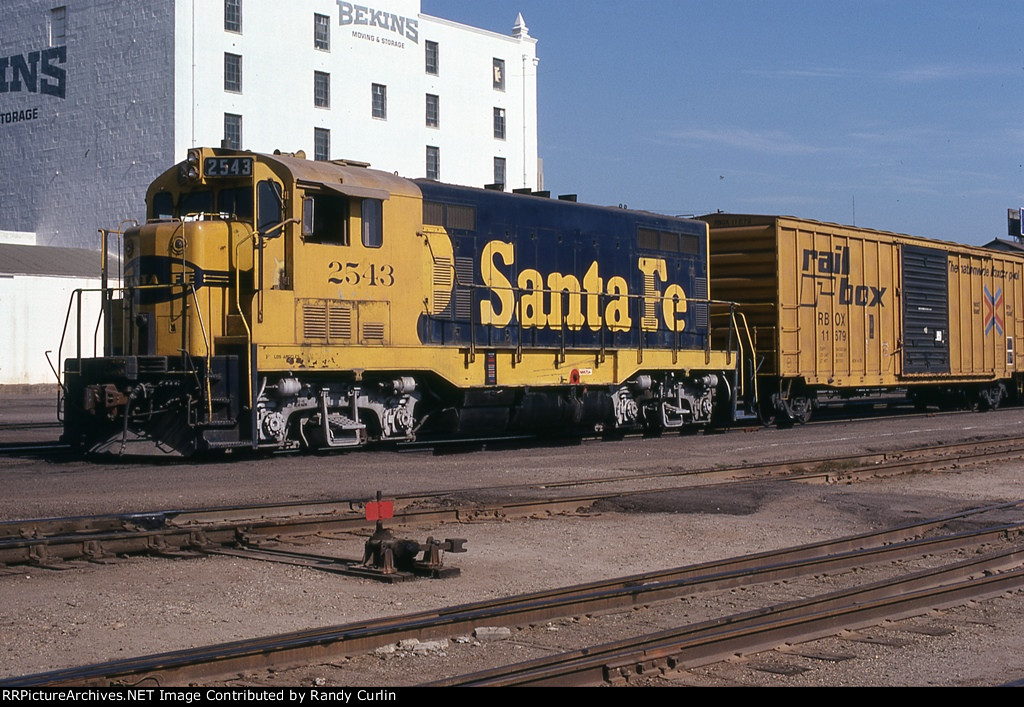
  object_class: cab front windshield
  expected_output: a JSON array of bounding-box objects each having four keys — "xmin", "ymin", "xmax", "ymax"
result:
[{"xmin": 151, "ymin": 186, "xmax": 257, "ymax": 222}]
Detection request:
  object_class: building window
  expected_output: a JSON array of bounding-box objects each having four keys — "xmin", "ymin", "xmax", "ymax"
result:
[
  {"xmin": 314, "ymin": 128, "xmax": 330, "ymax": 162},
  {"xmin": 493, "ymin": 108, "xmax": 506, "ymax": 140},
  {"xmin": 224, "ymin": 53, "xmax": 242, "ymax": 93},
  {"xmin": 426, "ymin": 146, "xmax": 440, "ymax": 181},
  {"xmin": 372, "ymin": 83, "xmax": 387, "ymax": 119},
  {"xmin": 494, "ymin": 158, "xmax": 506, "ymax": 188},
  {"xmin": 224, "ymin": 114, "xmax": 242, "ymax": 150},
  {"xmin": 50, "ymin": 6, "xmax": 66, "ymax": 46},
  {"xmin": 314, "ymin": 71, "xmax": 330, "ymax": 108},
  {"xmin": 314, "ymin": 13, "xmax": 330, "ymax": 50},
  {"xmin": 425, "ymin": 94, "xmax": 439, "ymax": 128},
  {"xmin": 425, "ymin": 40, "xmax": 439, "ymax": 75},
  {"xmin": 493, "ymin": 58, "xmax": 505, "ymax": 90},
  {"xmin": 224, "ymin": 0, "xmax": 241, "ymax": 33}
]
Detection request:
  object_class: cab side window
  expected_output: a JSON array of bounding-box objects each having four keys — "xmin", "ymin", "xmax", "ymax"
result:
[
  {"xmin": 257, "ymin": 180, "xmax": 284, "ymax": 233},
  {"xmin": 307, "ymin": 193, "xmax": 350, "ymax": 245},
  {"xmin": 362, "ymin": 198, "xmax": 383, "ymax": 248}
]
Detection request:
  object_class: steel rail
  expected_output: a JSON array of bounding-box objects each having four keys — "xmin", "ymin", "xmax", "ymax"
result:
[
  {"xmin": 434, "ymin": 547, "xmax": 1024, "ymax": 686},
  {"xmin": 2, "ymin": 435, "xmax": 1024, "ymax": 568},
  {"xmin": 5, "ymin": 513, "xmax": 1023, "ymax": 687}
]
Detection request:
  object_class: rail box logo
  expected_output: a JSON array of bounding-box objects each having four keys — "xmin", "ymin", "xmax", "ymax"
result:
[
  {"xmin": 800, "ymin": 246, "xmax": 886, "ymax": 308},
  {"xmin": 984, "ymin": 285, "xmax": 1004, "ymax": 336},
  {"xmin": 0, "ymin": 46, "xmax": 66, "ymax": 99}
]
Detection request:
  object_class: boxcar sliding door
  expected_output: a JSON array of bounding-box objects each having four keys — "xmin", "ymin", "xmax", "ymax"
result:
[{"xmin": 901, "ymin": 244, "xmax": 950, "ymax": 374}]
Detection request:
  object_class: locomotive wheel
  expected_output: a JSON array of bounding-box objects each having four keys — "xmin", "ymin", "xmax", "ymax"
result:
[{"xmin": 757, "ymin": 398, "xmax": 778, "ymax": 427}]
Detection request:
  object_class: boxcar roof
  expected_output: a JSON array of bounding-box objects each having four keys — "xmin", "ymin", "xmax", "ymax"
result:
[{"xmin": 700, "ymin": 213, "xmax": 1014, "ymax": 258}]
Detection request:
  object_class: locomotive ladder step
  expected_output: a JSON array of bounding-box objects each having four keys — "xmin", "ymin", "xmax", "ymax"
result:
[
  {"xmin": 331, "ymin": 413, "xmax": 363, "ymax": 429},
  {"xmin": 319, "ymin": 411, "xmax": 366, "ymax": 449},
  {"xmin": 195, "ymin": 420, "xmax": 238, "ymax": 429}
]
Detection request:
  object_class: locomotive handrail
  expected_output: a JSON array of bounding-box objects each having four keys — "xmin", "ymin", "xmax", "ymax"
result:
[
  {"xmin": 58, "ymin": 288, "xmax": 106, "ymax": 371},
  {"xmin": 233, "ymin": 236, "xmax": 255, "ymax": 410},
  {"xmin": 187, "ymin": 283, "xmax": 214, "ymax": 424},
  {"xmin": 732, "ymin": 308, "xmax": 759, "ymax": 413},
  {"xmin": 59, "ymin": 283, "xmax": 187, "ymax": 360},
  {"xmin": 98, "ymin": 221, "xmax": 134, "ymax": 357},
  {"xmin": 254, "ymin": 218, "xmax": 300, "ymax": 324}
]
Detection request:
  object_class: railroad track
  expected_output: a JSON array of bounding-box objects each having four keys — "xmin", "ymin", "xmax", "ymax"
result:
[
  {"xmin": 3, "ymin": 434, "xmax": 1024, "ymax": 572},
  {"xmin": 0, "ymin": 421, "xmax": 61, "ymax": 431},
  {"xmin": 0, "ymin": 417, "xmax": 65, "ymax": 456},
  {"xmin": 6, "ymin": 500, "xmax": 1023, "ymax": 686},
  {"xmin": 434, "ymin": 544, "xmax": 1024, "ymax": 686},
  {"xmin": 0, "ymin": 403, "xmax": 999, "ymax": 459}
]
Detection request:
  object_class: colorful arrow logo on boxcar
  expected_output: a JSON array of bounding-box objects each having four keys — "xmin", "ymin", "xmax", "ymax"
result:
[{"xmin": 984, "ymin": 285, "xmax": 1004, "ymax": 336}]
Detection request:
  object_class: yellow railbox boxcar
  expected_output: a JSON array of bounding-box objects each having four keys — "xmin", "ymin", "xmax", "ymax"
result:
[{"xmin": 702, "ymin": 214, "xmax": 1024, "ymax": 422}]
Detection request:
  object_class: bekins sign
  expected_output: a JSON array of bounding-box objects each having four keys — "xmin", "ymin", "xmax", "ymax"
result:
[
  {"xmin": 0, "ymin": 46, "xmax": 67, "ymax": 99},
  {"xmin": 337, "ymin": 1, "xmax": 419, "ymax": 43}
]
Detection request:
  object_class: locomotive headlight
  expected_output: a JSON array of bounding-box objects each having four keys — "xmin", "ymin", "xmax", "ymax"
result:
[
  {"xmin": 178, "ymin": 152, "xmax": 200, "ymax": 184},
  {"xmin": 182, "ymin": 150, "xmax": 201, "ymax": 181}
]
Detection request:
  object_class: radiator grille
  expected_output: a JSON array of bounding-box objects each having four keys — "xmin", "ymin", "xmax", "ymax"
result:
[
  {"xmin": 432, "ymin": 256, "xmax": 454, "ymax": 316},
  {"xmin": 302, "ymin": 300, "xmax": 353, "ymax": 341},
  {"xmin": 694, "ymin": 277, "xmax": 709, "ymax": 328},
  {"xmin": 362, "ymin": 322, "xmax": 385, "ymax": 341},
  {"xmin": 329, "ymin": 302, "xmax": 352, "ymax": 340},
  {"xmin": 454, "ymin": 256, "xmax": 474, "ymax": 320},
  {"xmin": 303, "ymin": 303, "xmax": 327, "ymax": 339}
]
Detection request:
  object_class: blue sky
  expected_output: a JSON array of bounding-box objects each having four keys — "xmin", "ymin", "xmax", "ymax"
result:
[{"xmin": 422, "ymin": 1, "xmax": 1024, "ymax": 244}]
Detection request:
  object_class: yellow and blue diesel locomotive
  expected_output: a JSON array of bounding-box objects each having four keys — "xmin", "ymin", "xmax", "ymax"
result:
[{"xmin": 60, "ymin": 148, "xmax": 750, "ymax": 455}]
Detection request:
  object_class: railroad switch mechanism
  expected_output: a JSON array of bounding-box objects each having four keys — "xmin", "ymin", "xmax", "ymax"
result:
[{"xmin": 361, "ymin": 492, "xmax": 467, "ymax": 581}]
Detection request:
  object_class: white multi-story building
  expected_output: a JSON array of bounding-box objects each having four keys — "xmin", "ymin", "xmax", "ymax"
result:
[{"xmin": 0, "ymin": 0, "xmax": 540, "ymax": 249}]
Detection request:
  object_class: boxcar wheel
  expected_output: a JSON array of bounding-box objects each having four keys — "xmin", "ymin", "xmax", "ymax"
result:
[{"xmin": 783, "ymin": 396, "xmax": 814, "ymax": 425}]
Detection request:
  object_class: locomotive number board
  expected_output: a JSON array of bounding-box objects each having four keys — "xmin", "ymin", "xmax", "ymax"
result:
[{"xmin": 203, "ymin": 157, "xmax": 253, "ymax": 178}]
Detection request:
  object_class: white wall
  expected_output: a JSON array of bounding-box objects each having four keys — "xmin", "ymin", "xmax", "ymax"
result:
[
  {"xmin": 0, "ymin": 275, "xmax": 105, "ymax": 385},
  {"xmin": 177, "ymin": 0, "xmax": 539, "ymax": 190}
]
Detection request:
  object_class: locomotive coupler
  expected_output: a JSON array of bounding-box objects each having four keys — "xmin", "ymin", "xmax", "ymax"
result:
[{"xmin": 361, "ymin": 493, "xmax": 466, "ymax": 579}]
